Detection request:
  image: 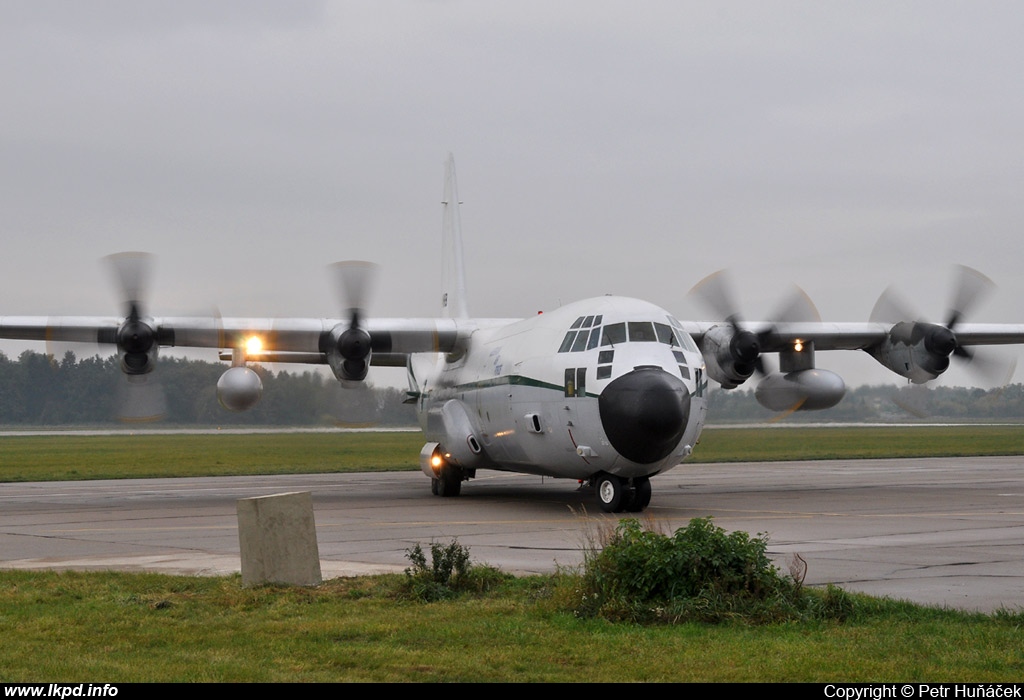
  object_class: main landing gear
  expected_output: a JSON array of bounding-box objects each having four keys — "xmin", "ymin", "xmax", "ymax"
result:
[
  {"xmin": 594, "ymin": 474, "xmax": 652, "ymax": 513},
  {"xmin": 422, "ymin": 443, "xmax": 469, "ymax": 498},
  {"xmin": 431, "ymin": 463, "xmax": 464, "ymax": 497}
]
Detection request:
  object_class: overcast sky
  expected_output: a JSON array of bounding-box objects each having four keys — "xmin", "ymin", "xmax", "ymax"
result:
[{"xmin": 2, "ymin": 1, "xmax": 1022, "ymax": 388}]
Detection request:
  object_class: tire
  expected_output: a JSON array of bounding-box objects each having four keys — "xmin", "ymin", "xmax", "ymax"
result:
[
  {"xmin": 625, "ymin": 477, "xmax": 652, "ymax": 512},
  {"xmin": 436, "ymin": 465, "xmax": 463, "ymax": 497},
  {"xmin": 596, "ymin": 474, "xmax": 624, "ymax": 513}
]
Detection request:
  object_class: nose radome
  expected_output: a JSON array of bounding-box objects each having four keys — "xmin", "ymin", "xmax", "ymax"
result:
[{"xmin": 598, "ymin": 366, "xmax": 690, "ymax": 464}]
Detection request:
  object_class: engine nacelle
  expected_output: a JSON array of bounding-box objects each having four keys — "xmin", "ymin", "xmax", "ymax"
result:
[
  {"xmin": 324, "ymin": 323, "xmax": 372, "ymax": 383},
  {"xmin": 868, "ymin": 321, "xmax": 956, "ymax": 384},
  {"xmin": 217, "ymin": 366, "xmax": 263, "ymax": 412},
  {"xmin": 700, "ymin": 324, "xmax": 760, "ymax": 389},
  {"xmin": 755, "ymin": 369, "xmax": 846, "ymax": 412},
  {"xmin": 116, "ymin": 318, "xmax": 159, "ymax": 375}
]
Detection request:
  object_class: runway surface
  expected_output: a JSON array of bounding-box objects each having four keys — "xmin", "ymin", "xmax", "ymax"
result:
[{"xmin": 2, "ymin": 456, "xmax": 1023, "ymax": 612}]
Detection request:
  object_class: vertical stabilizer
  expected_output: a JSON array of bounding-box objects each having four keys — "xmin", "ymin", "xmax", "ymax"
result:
[{"xmin": 440, "ymin": 153, "xmax": 469, "ymax": 319}]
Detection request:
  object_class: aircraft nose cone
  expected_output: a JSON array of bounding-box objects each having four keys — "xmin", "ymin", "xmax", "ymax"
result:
[{"xmin": 598, "ymin": 366, "xmax": 690, "ymax": 464}]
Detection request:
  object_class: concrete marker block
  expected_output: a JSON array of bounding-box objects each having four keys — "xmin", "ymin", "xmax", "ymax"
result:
[{"xmin": 237, "ymin": 491, "xmax": 322, "ymax": 587}]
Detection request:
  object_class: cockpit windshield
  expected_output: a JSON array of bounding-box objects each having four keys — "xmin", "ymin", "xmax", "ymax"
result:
[{"xmin": 559, "ymin": 315, "xmax": 697, "ymax": 353}]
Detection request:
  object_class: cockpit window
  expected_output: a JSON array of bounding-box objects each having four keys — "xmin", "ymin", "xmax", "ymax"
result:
[
  {"xmin": 560, "ymin": 315, "xmax": 693, "ymax": 353},
  {"xmin": 654, "ymin": 322, "xmax": 676, "ymax": 346},
  {"xmin": 570, "ymin": 328, "xmax": 592, "ymax": 352},
  {"xmin": 676, "ymin": 330, "xmax": 698, "ymax": 352},
  {"xmin": 627, "ymin": 322, "xmax": 657, "ymax": 342},
  {"xmin": 668, "ymin": 315, "xmax": 699, "ymax": 352},
  {"xmin": 559, "ymin": 315, "xmax": 604, "ymax": 353},
  {"xmin": 601, "ymin": 322, "xmax": 626, "ymax": 346}
]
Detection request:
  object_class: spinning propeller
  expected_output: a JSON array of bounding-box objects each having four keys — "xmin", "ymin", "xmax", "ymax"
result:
[
  {"xmin": 104, "ymin": 252, "xmax": 167, "ymax": 422},
  {"xmin": 689, "ymin": 269, "xmax": 763, "ymax": 376},
  {"xmin": 327, "ymin": 260, "xmax": 378, "ymax": 384},
  {"xmin": 870, "ymin": 265, "xmax": 1016, "ymax": 388},
  {"xmin": 689, "ymin": 269, "xmax": 821, "ymax": 378},
  {"xmin": 322, "ymin": 261, "xmax": 385, "ymax": 426}
]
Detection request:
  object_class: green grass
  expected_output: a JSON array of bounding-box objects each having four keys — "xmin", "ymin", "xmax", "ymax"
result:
[
  {"xmin": 694, "ymin": 425, "xmax": 1024, "ymax": 462},
  {"xmin": 1, "ymin": 569, "xmax": 1022, "ymax": 682},
  {"xmin": 0, "ymin": 425, "xmax": 1022, "ymax": 482},
  {"xmin": 0, "ymin": 431, "xmax": 425, "ymax": 482}
]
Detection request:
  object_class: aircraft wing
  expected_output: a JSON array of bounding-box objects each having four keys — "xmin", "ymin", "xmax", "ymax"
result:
[
  {"xmin": 680, "ymin": 321, "xmax": 1024, "ymax": 351},
  {"xmin": 0, "ymin": 317, "xmax": 124, "ymax": 345},
  {"xmin": 681, "ymin": 319, "xmax": 1024, "ymax": 389},
  {"xmin": 0, "ymin": 315, "xmax": 465, "ymax": 358}
]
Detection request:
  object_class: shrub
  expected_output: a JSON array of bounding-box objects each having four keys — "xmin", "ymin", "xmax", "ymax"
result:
[
  {"xmin": 402, "ymin": 539, "xmax": 506, "ymax": 601},
  {"xmin": 571, "ymin": 517, "xmax": 812, "ymax": 624}
]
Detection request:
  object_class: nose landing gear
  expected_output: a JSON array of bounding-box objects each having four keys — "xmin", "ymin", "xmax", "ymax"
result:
[{"xmin": 594, "ymin": 474, "xmax": 652, "ymax": 513}]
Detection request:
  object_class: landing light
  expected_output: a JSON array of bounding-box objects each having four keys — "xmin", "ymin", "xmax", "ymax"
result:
[
  {"xmin": 793, "ymin": 339, "xmax": 804, "ymax": 352},
  {"xmin": 245, "ymin": 336, "xmax": 263, "ymax": 356}
]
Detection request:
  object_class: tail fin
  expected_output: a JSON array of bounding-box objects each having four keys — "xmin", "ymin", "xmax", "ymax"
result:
[{"xmin": 440, "ymin": 153, "xmax": 469, "ymax": 319}]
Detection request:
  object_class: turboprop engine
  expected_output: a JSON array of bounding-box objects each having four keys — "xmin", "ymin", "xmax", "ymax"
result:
[
  {"xmin": 868, "ymin": 321, "xmax": 957, "ymax": 384},
  {"xmin": 114, "ymin": 309, "xmax": 160, "ymax": 375},
  {"xmin": 866, "ymin": 266, "xmax": 1013, "ymax": 386},
  {"xmin": 99, "ymin": 253, "xmax": 165, "ymax": 376},
  {"xmin": 689, "ymin": 269, "xmax": 822, "ymax": 391},
  {"xmin": 324, "ymin": 261, "xmax": 377, "ymax": 384},
  {"xmin": 324, "ymin": 321, "xmax": 372, "ymax": 383},
  {"xmin": 94, "ymin": 252, "xmax": 170, "ymax": 422},
  {"xmin": 700, "ymin": 324, "xmax": 761, "ymax": 388}
]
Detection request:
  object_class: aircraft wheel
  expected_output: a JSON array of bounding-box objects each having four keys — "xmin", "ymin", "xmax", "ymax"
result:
[
  {"xmin": 625, "ymin": 477, "xmax": 652, "ymax": 512},
  {"xmin": 431, "ymin": 478, "xmax": 440, "ymax": 495},
  {"xmin": 596, "ymin": 474, "xmax": 624, "ymax": 513},
  {"xmin": 435, "ymin": 465, "xmax": 463, "ymax": 498},
  {"xmin": 620, "ymin": 485, "xmax": 637, "ymax": 512}
]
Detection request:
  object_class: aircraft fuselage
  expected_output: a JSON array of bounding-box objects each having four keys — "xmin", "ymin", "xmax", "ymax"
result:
[{"xmin": 412, "ymin": 296, "xmax": 707, "ymax": 487}]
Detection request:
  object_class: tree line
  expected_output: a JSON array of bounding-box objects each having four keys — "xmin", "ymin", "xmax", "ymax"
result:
[
  {"xmin": 1, "ymin": 349, "xmax": 1023, "ymax": 426},
  {"xmin": 707, "ymin": 382, "xmax": 1024, "ymax": 422},
  {"xmin": 0, "ymin": 351, "xmax": 417, "ymax": 426}
]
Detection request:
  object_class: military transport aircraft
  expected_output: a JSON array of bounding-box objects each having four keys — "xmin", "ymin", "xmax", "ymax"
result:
[{"xmin": 2, "ymin": 155, "xmax": 1023, "ymax": 513}]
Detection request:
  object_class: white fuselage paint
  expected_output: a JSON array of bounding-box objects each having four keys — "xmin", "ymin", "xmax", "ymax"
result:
[{"xmin": 411, "ymin": 296, "xmax": 707, "ymax": 482}]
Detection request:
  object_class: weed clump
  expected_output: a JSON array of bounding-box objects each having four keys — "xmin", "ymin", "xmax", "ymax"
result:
[
  {"xmin": 568, "ymin": 517, "xmax": 836, "ymax": 624},
  {"xmin": 402, "ymin": 539, "xmax": 507, "ymax": 602}
]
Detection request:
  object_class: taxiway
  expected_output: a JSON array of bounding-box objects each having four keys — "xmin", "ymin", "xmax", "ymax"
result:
[{"xmin": 1, "ymin": 456, "xmax": 1022, "ymax": 612}]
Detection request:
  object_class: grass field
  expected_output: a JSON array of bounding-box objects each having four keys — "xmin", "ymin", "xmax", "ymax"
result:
[
  {"xmin": 2, "ymin": 568, "xmax": 1023, "ymax": 682},
  {"xmin": 0, "ymin": 424, "xmax": 1022, "ymax": 482},
  {"xmin": 1, "ymin": 425, "xmax": 1023, "ymax": 681}
]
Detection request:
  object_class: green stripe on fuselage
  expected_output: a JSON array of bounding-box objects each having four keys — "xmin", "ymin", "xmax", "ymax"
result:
[{"xmin": 451, "ymin": 374, "xmax": 597, "ymax": 398}]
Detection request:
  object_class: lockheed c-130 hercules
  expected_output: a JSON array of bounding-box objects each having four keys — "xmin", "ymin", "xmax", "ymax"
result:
[{"xmin": 2, "ymin": 155, "xmax": 1023, "ymax": 513}]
